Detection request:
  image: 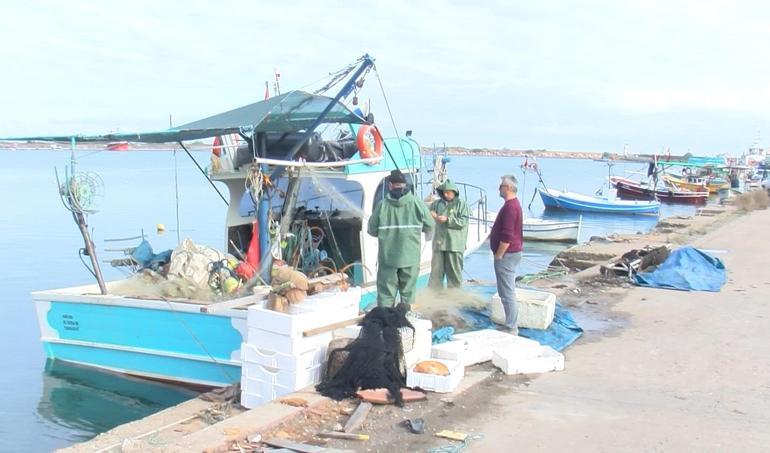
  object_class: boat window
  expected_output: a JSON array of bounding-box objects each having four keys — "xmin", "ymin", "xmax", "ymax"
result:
[{"xmin": 269, "ymin": 177, "xmax": 364, "ymax": 218}]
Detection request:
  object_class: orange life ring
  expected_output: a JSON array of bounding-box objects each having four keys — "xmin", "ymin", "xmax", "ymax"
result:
[
  {"xmin": 356, "ymin": 125, "xmax": 383, "ymax": 161},
  {"xmin": 212, "ymin": 136, "xmax": 223, "ymax": 157}
]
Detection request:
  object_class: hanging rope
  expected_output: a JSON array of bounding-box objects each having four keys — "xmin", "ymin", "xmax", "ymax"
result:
[{"xmin": 178, "ymin": 141, "xmax": 229, "ymax": 206}]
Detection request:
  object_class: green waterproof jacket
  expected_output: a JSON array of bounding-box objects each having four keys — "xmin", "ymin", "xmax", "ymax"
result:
[
  {"xmin": 430, "ymin": 180, "xmax": 470, "ymax": 252},
  {"xmin": 367, "ymin": 191, "xmax": 435, "ymax": 268}
]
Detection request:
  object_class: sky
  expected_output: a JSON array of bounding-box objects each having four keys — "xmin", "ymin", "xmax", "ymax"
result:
[{"xmin": 1, "ymin": 0, "xmax": 769, "ymax": 155}]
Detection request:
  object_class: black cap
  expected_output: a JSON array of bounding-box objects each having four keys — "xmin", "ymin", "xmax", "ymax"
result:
[{"xmin": 389, "ymin": 169, "xmax": 406, "ymax": 184}]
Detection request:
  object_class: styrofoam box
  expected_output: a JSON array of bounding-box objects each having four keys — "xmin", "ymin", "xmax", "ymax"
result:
[
  {"xmin": 490, "ymin": 289, "xmax": 557, "ymax": 330},
  {"xmin": 241, "ymin": 391, "xmax": 272, "ymax": 409},
  {"xmin": 406, "ymin": 358, "xmax": 464, "ymax": 393},
  {"xmin": 242, "ymin": 362, "xmax": 324, "ymax": 389},
  {"xmin": 247, "ymin": 288, "xmax": 360, "ymax": 336},
  {"xmin": 492, "ymin": 345, "xmax": 564, "ymax": 375},
  {"xmin": 453, "ymin": 329, "xmax": 516, "ymax": 365},
  {"xmin": 403, "ymin": 329, "xmax": 432, "ymax": 369},
  {"xmin": 246, "ymin": 328, "xmax": 333, "ymax": 354},
  {"xmin": 431, "ymin": 340, "xmax": 468, "ymax": 364},
  {"xmin": 333, "ymin": 325, "xmax": 362, "ymax": 339},
  {"xmin": 296, "ymin": 287, "xmax": 361, "ymax": 310},
  {"xmin": 241, "ymin": 342, "xmax": 326, "ymax": 371},
  {"xmin": 240, "ymin": 377, "xmax": 298, "ymax": 409},
  {"xmin": 453, "ymin": 330, "xmax": 540, "ymax": 366}
]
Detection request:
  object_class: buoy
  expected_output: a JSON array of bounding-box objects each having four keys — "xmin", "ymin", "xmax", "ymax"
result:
[
  {"xmin": 156, "ymin": 223, "xmax": 166, "ymax": 233},
  {"xmin": 356, "ymin": 125, "xmax": 383, "ymax": 162},
  {"xmin": 223, "ymin": 276, "xmax": 240, "ymax": 294}
]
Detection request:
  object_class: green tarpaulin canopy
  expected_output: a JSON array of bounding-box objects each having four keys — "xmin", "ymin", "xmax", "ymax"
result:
[{"xmin": 1, "ymin": 90, "xmax": 365, "ymax": 144}]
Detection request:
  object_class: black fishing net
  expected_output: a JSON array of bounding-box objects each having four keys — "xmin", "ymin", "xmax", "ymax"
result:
[{"xmin": 316, "ymin": 304, "xmax": 414, "ymax": 406}]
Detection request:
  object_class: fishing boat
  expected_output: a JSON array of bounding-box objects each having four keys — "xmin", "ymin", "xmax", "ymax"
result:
[
  {"xmin": 106, "ymin": 141, "xmax": 129, "ymax": 151},
  {"xmin": 482, "ymin": 210, "xmax": 582, "ymax": 243},
  {"xmin": 539, "ymin": 187, "xmax": 660, "ymax": 215},
  {"xmin": 609, "ymin": 176, "xmax": 708, "ymax": 205},
  {"xmin": 4, "ymin": 55, "xmax": 492, "ymax": 387},
  {"xmin": 523, "ymin": 217, "xmax": 581, "ymax": 242}
]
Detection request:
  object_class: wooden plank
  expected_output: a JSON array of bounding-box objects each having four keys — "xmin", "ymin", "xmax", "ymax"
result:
[
  {"xmin": 302, "ymin": 315, "xmax": 363, "ymax": 337},
  {"xmin": 262, "ymin": 438, "xmax": 326, "ymax": 452},
  {"xmin": 199, "ymin": 287, "xmax": 271, "ymax": 313},
  {"xmin": 343, "ymin": 402, "xmax": 373, "ymax": 433},
  {"xmin": 318, "ymin": 431, "xmax": 369, "ymax": 441}
]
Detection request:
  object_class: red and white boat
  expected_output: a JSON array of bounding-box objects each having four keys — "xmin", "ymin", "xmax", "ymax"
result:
[
  {"xmin": 106, "ymin": 141, "xmax": 129, "ymax": 151},
  {"xmin": 610, "ymin": 176, "xmax": 708, "ymax": 205}
]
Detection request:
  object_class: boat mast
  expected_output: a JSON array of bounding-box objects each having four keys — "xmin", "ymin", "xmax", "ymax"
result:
[{"xmin": 276, "ymin": 55, "xmax": 375, "ymax": 238}]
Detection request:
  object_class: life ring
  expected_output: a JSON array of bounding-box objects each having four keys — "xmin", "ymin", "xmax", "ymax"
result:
[
  {"xmin": 356, "ymin": 125, "xmax": 383, "ymax": 161},
  {"xmin": 212, "ymin": 136, "xmax": 223, "ymax": 157}
]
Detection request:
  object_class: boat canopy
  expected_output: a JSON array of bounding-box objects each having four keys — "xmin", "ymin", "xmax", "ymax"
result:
[{"xmin": 0, "ymin": 91, "xmax": 366, "ymax": 144}]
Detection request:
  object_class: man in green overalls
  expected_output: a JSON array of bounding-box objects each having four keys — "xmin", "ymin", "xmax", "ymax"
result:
[
  {"xmin": 368, "ymin": 170, "xmax": 435, "ymax": 307},
  {"xmin": 428, "ymin": 180, "xmax": 469, "ymax": 289}
]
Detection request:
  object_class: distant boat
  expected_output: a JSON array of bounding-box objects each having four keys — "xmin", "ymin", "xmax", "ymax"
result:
[
  {"xmin": 523, "ymin": 217, "xmax": 581, "ymax": 242},
  {"xmin": 484, "ymin": 211, "xmax": 582, "ymax": 243},
  {"xmin": 609, "ymin": 176, "xmax": 708, "ymax": 205},
  {"xmin": 539, "ymin": 187, "xmax": 660, "ymax": 215},
  {"xmin": 106, "ymin": 141, "xmax": 129, "ymax": 151}
]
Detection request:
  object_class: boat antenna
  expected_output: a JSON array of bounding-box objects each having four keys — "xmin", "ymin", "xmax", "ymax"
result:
[
  {"xmin": 56, "ymin": 138, "xmax": 108, "ymax": 294},
  {"xmin": 170, "ymin": 114, "xmax": 182, "ymax": 244}
]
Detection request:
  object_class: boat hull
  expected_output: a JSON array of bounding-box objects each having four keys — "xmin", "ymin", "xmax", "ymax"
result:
[
  {"xmin": 612, "ymin": 178, "xmax": 708, "ymax": 205},
  {"xmin": 523, "ymin": 219, "xmax": 580, "ymax": 242},
  {"xmin": 33, "ymin": 292, "xmax": 247, "ymax": 387},
  {"xmin": 539, "ymin": 188, "xmax": 660, "ymax": 214}
]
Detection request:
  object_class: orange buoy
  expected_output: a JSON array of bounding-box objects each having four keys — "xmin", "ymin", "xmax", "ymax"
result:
[{"xmin": 356, "ymin": 125, "xmax": 383, "ymax": 161}]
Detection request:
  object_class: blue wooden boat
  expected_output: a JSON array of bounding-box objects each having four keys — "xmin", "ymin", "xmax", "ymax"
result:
[
  {"xmin": 539, "ymin": 187, "xmax": 660, "ymax": 215},
  {"xmin": 3, "ymin": 55, "xmax": 492, "ymax": 388}
]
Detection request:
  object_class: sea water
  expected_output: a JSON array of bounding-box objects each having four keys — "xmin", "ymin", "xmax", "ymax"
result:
[{"xmin": 0, "ymin": 150, "xmax": 697, "ymax": 451}]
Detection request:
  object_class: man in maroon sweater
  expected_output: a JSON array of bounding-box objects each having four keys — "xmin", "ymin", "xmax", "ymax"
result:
[{"xmin": 489, "ymin": 174, "xmax": 524, "ymax": 334}]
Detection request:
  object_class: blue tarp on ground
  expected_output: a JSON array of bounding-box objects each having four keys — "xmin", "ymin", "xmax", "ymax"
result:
[
  {"xmin": 634, "ymin": 246, "xmax": 726, "ymax": 292},
  {"xmin": 457, "ymin": 303, "xmax": 583, "ymax": 352}
]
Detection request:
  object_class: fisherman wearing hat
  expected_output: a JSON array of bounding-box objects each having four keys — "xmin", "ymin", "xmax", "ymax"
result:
[
  {"xmin": 428, "ymin": 179, "xmax": 469, "ymax": 289},
  {"xmin": 367, "ymin": 169, "xmax": 435, "ymax": 308}
]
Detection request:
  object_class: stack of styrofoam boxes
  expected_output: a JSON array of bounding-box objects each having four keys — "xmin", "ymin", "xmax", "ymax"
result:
[
  {"xmin": 489, "ymin": 288, "xmax": 557, "ymax": 329},
  {"xmin": 406, "ymin": 357, "xmax": 464, "ymax": 393},
  {"xmin": 241, "ymin": 287, "xmax": 361, "ymax": 409},
  {"xmin": 450, "ymin": 329, "xmax": 528, "ymax": 366}
]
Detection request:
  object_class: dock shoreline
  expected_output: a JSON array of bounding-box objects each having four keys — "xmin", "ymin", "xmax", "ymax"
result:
[{"xmin": 58, "ymin": 194, "xmax": 767, "ymax": 453}]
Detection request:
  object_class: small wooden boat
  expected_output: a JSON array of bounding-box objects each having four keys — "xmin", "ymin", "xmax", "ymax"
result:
[
  {"xmin": 484, "ymin": 211, "xmax": 582, "ymax": 243},
  {"xmin": 523, "ymin": 217, "xmax": 581, "ymax": 243},
  {"xmin": 539, "ymin": 187, "xmax": 660, "ymax": 215},
  {"xmin": 609, "ymin": 176, "xmax": 708, "ymax": 205}
]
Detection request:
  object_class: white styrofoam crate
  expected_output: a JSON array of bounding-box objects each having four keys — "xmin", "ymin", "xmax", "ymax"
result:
[
  {"xmin": 403, "ymin": 331, "xmax": 432, "ymax": 369},
  {"xmin": 242, "ymin": 362, "xmax": 324, "ymax": 389},
  {"xmin": 333, "ymin": 325, "xmax": 362, "ymax": 339},
  {"xmin": 241, "ymin": 342, "xmax": 326, "ymax": 371},
  {"xmin": 246, "ymin": 328, "xmax": 333, "ymax": 354},
  {"xmin": 295, "ymin": 287, "xmax": 361, "ymax": 311},
  {"xmin": 453, "ymin": 330, "xmax": 541, "ymax": 366},
  {"xmin": 490, "ymin": 288, "xmax": 557, "ymax": 330},
  {"xmin": 431, "ymin": 340, "xmax": 468, "ymax": 363},
  {"xmin": 240, "ymin": 378, "xmax": 296, "ymax": 409},
  {"xmin": 241, "ymin": 390, "xmax": 271, "ymax": 409},
  {"xmin": 492, "ymin": 345, "xmax": 564, "ymax": 375},
  {"xmin": 247, "ymin": 290, "xmax": 359, "ymax": 336},
  {"xmin": 406, "ymin": 358, "xmax": 464, "ymax": 393}
]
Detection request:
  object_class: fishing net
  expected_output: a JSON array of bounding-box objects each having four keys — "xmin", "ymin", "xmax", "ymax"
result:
[{"xmin": 316, "ymin": 304, "xmax": 414, "ymax": 406}]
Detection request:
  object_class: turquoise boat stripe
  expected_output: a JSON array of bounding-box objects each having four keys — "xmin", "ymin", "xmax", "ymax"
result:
[{"xmin": 47, "ymin": 302, "xmax": 243, "ymax": 360}]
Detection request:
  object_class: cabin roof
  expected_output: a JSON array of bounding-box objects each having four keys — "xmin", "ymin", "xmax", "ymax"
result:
[{"xmin": 0, "ymin": 91, "xmax": 366, "ymax": 144}]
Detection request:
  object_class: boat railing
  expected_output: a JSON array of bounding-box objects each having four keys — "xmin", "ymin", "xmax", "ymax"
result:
[{"xmin": 422, "ymin": 181, "xmax": 489, "ymax": 242}]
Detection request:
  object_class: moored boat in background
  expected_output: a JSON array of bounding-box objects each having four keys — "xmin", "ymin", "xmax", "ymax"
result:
[
  {"xmin": 610, "ymin": 176, "xmax": 708, "ymax": 205},
  {"xmin": 539, "ymin": 187, "xmax": 660, "ymax": 215}
]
